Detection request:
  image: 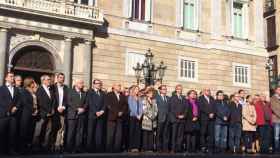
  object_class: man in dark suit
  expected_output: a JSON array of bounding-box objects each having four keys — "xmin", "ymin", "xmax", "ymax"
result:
[
  {"xmin": 86, "ymin": 79, "xmax": 106, "ymax": 152},
  {"xmin": 36, "ymin": 75, "xmax": 56, "ymax": 150},
  {"xmin": 53, "ymin": 73, "xmax": 68, "ymax": 152},
  {"xmin": 169, "ymin": 84, "xmax": 187, "ymax": 153},
  {"xmin": 155, "ymin": 85, "xmax": 170, "ymax": 152},
  {"xmin": 198, "ymin": 88, "xmax": 215, "ymax": 153},
  {"xmin": 105, "ymin": 83, "xmax": 128, "ymax": 153},
  {"xmin": 0, "ymin": 72, "xmax": 21, "ymax": 154},
  {"xmin": 14, "ymin": 75, "xmax": 23, "ymax": 151},
  {"xmin": 65, "ymin": 79, "xmax": 87, "ymax": 153}
]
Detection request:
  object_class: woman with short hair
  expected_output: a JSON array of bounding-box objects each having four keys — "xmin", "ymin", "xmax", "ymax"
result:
[{"xmin": 141, "ymin": 87, "xmax": 158, "ymax": 152}]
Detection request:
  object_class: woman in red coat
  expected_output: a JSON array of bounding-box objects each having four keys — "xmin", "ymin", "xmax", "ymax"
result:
[{"xmin": 254, "ymin": 95, "xmax": 272, "ymax": 154}]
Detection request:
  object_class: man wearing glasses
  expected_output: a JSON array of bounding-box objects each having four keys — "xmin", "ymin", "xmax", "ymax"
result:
[
  {"xmin": 35, "ymin": 75, "xmax": 56, "ymax": 151},
  {"xmin": 86, "ymin": 79, "xmax": 106, "ymax": 152}
]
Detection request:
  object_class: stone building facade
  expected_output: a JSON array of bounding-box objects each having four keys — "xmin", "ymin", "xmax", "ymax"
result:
[
  {"xmin": 0, "ymin": 0, "xmax": 269, "ymax": 95},
  {"xmin": 264, "ymin": 0, "xmax": 280, "ymax": 94}
]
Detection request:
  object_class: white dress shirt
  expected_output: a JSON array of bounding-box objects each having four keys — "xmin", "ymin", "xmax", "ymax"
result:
[
  {"xmin": 42, "ymin": 84, "xmax": 51, "ymax": 98},
  {"xmin": 6, "ymin": 82, "xmax": 14, "ymax": 98},
  {"xmin": 57, "ymin": 84, "xmax": 64, "ymax": 108},
  {"xmin": 204, "ymin": 95, "xmax": 210, "ymax": 104},
  {"xmin": 115, "ymin": 92, "xmax": 120, "ymax": 101}
]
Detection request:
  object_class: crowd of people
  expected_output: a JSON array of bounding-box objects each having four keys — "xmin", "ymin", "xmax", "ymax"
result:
[{"xmin": 1, "ymin": 71, "xmax": 280, "ymax": 155}]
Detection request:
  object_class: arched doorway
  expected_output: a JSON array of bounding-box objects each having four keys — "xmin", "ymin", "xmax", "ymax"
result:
[{"xmin": 11, "ymin": 45, "xmax": 55, "ymax": 84}]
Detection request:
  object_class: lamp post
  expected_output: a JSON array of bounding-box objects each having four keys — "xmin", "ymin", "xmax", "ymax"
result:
[
  {"xmin": 133, "ymin": 49, "xmax": 167, "ymax": 86},
  {"xmin": 266, "ymin": 57, "xmax": 278, "ymax": 96}
]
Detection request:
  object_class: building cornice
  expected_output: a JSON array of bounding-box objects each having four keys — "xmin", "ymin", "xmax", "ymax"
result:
[{"xmin": 108, "ymin": 27, "xmax": 268, "ymax": 57}]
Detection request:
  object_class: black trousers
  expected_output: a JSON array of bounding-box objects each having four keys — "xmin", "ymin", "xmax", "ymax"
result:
[
  {"xmin": 243, "ymin": 131, "xmax": 254, "ymax": 150},
  {"xmin": 86, "ymin": 117, "xmax": 105, "ymax": 152},
  {"xmin": 258, "ymin": 124, "xmax": 272, "ymax": 153},
  {"xmin": 156, "ymin": 120, "xmax": 169, "ymax": 152},
  {"xmin": 142, "ymin": 130, "xmax": 154, "ymax": 151},
  {"xmin": 19, "ymin": 115, "xmax": 36, "ymax": 152},
  {"xmin": 200, "ymin": 120, "xmax": 215, "ymax": 151},
  {"xmin": 122, "ymin": 116, "xmax": 129, "ymax": 151},
  {"xmin": 185, "ymin": 131, "xmax": 198, "ymax": 152},
  {"xmin": 66, "ymin": 115, "xmax": 85, "ymax": 152},
  {"xmin": 171, "ymin": 120, "xmax": 184, "ymax": 152},
  {"xmin": 106, "ymin": 119, "xmax": 123, "ymax": 152},
  {"xmin": 128, "ymin": 117, "xmax": 141, "ymax": 150},
  {"xmin": 0, "ymin": 117, "xmax": 17, "ymax": 154}
]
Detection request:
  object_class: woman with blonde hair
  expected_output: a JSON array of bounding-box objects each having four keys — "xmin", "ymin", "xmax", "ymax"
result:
[
  {"xmin": 128, "ymin": 85, "xmax": 143, "ymax": 152},
  {"xmin": 242, "ymin": 95, "xmax": 257, "ymax": 153},
  {"xmin": 19, "ymin": 77, "xmax": 38, "ymax": 153},
  {"xmin": 141, "ymin": 87, "xmax": 158, "ymax": 152}
]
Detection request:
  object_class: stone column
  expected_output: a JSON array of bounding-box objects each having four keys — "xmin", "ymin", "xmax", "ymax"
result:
[
  {"xmin": 0, "ymin": 28, "xmax": 8, "ymax": 86},
  {"xmin": 83, "ymin": 40, "xmax": 92, "ymax": 89},
  {"xmin": 64, "ymin": 37, "xmax": 72, "ymax": 86}
]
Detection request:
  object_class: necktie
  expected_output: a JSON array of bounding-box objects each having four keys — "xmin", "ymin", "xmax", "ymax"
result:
[
  {"xmin": 163, "ymin": 96, "xmax": 167, "ymax": 103},
  {"xmin": 136, "ymin": 100, "xmax": 139, "ymax": 115},
  {"xmin": 8, "ymin": 86, "xmax": 13, "ymax": 98},
  {"xmin": 116, "ymin": 94, "xmax": 120, "ymax": 101},
  {"xmin": 46, "ymin": 87, "xmax": 51, "ymax": 98},
  {"xmin": 97, "ymin": 90, "xmax": 100, "ymax": 96}
]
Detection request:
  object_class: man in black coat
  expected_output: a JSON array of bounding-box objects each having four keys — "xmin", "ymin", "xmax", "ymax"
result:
[
  {"xmin": 65, "ymin": 79, "xmax": 87, "ymax": 153},
  {"xmin": 105, "ymin": 83, "xmax": 128, "ymax": 153},
  {"xmin": 52, "ymin": 73, "xmax": 68, "ymax": 152},
  {"xmin": 0, "ymin": 72, "xmax": 21, "ymax": 154},
  {"xmin": 198, "ymin": 88, "xmax": 215, "ymax": 153},
  {"xmin": 169, "ymin": 84, "xmax": 187, "ymax": 152},
  {"xmin": 86, "ymin": 79, "xmax": 106, "ymax": 152},
  {"xmin": 155, "ymin": 85, "xmax": 170, "ymax": 152},
  {"xmin": 36, "ymin": 75, "xmax": 56, "ymax": 150}
]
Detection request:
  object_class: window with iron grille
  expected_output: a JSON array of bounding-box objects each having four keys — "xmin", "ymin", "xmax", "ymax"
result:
[
  {"xmin": 233, "ymin": 63, "xmax": 251, "ymax": 87},
  {"xmin": 178, "ymin": 57, "xmax": 198, "ymax": 81}
]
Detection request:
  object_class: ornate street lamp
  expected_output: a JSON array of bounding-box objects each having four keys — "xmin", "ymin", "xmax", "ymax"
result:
[
  {"xmin": 157, "ymin": 61, "xmax": 167, "ymax": 83},
  {"xmin": 133, "ymin": 62, "xmax": 142, "ymax": 85},
  {"xmin": 133, "ymin": 49, "xmax": 167, "ymax": 86},
  {"xmin": 266, "ymin": 57, "xmax": 278, "ymax": 96},
  {"xmin": 146, "ymin": 49, "xmax": 154, "ymax": 64}
]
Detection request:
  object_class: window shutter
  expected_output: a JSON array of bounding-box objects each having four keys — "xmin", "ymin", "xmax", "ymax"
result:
[
  {"xmin": 123, "ymin": 0, "xmax": 133, "ymax": 18},
  {"xmin": 88, "ymin": 0, "xmax": 95, "ymax": 6},
  {"xmin": 243, "ymin": 4, "xmax": 249, "ymax": 39},
  {"xmin": 267, "ymin": 16, "xmax": 277, "ymax": 50},
  {"xmin": 194, "ymin": 0, "xmax": 199, "ymax": 30},
  {"xmin": 228, "ymin": 0, "xmax": 234, "ymax": 36},
  {"xmin": 176, "ymin": 0, "xmax": 184, "ymax": 28},
  {"xmin": 145, "ymin": 0, "xmax": 151, "ymax": 22},
  {"xmin": 183, "ymin": 2, "xmax": 188, "ymax": 29}
]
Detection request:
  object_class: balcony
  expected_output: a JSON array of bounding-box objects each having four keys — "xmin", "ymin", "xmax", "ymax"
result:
[{"xmin": 0, "ymin": 0, "xmax": 104, "ymax": 25}]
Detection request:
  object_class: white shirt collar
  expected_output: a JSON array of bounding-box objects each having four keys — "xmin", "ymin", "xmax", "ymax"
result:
[
  {"xmin": 42, "ymin": 84, "xmax": 51, "ymax": 98},
  {"xmin": 58, "ymin": 85, "xmax": 64, "ymax": 107},
  {"xmin": 5, "ymin": 82, "xmax": 13, "ymax": 87}
]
